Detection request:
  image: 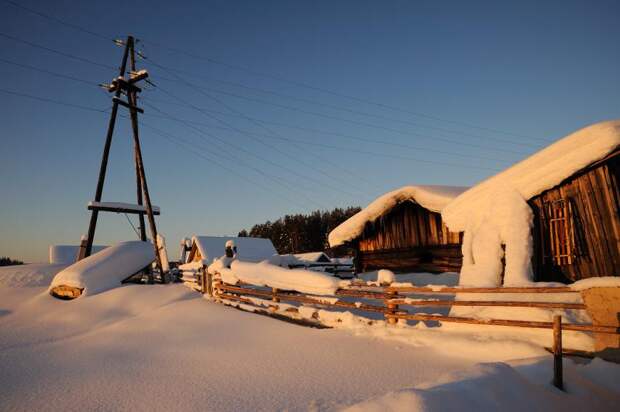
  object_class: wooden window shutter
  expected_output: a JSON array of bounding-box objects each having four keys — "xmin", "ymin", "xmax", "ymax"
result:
[{"xmin": 541, "ymin": 199, "xmax": 575, "ymax": 266}]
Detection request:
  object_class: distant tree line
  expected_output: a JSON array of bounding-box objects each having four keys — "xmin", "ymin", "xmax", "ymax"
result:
[
  {"xmin": 0, "ymin": 257, "xmax": 23, "ymax": 266},
  {"xmin": 238, "ymin": 207, "xmax": 361, "ymax": 254}
]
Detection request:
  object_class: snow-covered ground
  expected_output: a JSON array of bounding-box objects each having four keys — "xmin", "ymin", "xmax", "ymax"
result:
[{"xmin": 1, "ymin": 263, "xmax": 618, "ymax": 411}]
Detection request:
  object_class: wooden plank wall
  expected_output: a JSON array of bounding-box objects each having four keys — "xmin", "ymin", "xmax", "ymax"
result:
[
  {"xmin": 358, "ymin": 201, "xmax": 461, "ymax": 252},
  {"xmin": 530, "ymin": 152, "xmax": 620, "ymax": 282},
  {"xmin": 356, "ymin": 201, "xmax": 463, "ymax": 273}
]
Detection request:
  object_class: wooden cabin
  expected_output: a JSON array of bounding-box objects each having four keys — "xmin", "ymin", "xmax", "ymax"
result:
[
  {"xmin": 529, "ymin": 148, "xmax": 619, "ymax": 282},
  {"xmin": 328, "ymin": 185, "xmax": 468, "ymax": 273},
  {"xmin": 442, "ymin": 120, "xmax": 620, "ymax": 285}
]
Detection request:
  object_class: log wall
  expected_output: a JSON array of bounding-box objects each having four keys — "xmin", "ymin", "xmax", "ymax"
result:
[
  {"xmin": 355, "ymin": 201, "xmax": 463, "ymax": 273},
  {"xmin": 530, "ymin": 150, "xmax": 620, "ymax": 282}
]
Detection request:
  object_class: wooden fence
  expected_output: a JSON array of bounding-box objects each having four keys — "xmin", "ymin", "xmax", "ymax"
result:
[{"xmin": 190, "ymin": 272, "xmax": 620, "ymax": 391}]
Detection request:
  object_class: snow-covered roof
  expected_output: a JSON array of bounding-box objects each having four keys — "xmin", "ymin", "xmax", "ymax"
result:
[
  {"xmin": 443, "ymin": 120, "xmax": 620, "ymax": 231},
  {"xmin": 328, "ymin": 185, "xmax": 469, "ymax": 247},
  {"xmin": 191, "ymin": 236, "xmax": 277, "ymax": 264},
  {"xmin": 292, "ymin": 252, "xmax": 331, "ymax": 263},
  {"xmin": 50, "ymin": 241, "xmax": 154, "ymax": 297}
]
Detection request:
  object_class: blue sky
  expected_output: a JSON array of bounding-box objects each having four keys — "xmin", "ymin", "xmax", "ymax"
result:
[{"xmin": 1, "ymin": 0, "xmax": 619, "ymax": 262}]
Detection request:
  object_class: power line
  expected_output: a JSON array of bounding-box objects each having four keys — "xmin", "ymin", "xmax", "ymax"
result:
[
  {"xmin": 142, "ymin": 77, "xmax": 366, "ymax": 200},
  {"xmin": 1, "ymin": 0, "xmax": 114, "ymax": 42},
  {"xmin": 1, "ymin": 0, "xmax": 541, "ymax": 142},
  {"xmin": 140, "ymin": 121, "xmax": 328, "ymax": 211},
  {"xmin": 141, "ymin": 102, "xmax": 339, "ymax": 208},
  {"xmin": 0, "ymin": 83, "xmax": 327, "ymax": 211},
  {"xmin": 143, "ymin": 100, "xmax": 502, "ymax": 173},
  {"xmin": 146, "ymin": 60, "xmax": 375, "ymax": 192},
  {"xmin": 0, "ymin": 87, "xmax": 109, "ymax": 113},
  {"xmin": 0, "ymin": 54, "xmax": 507, "ymax": 172},
  {"xmin": 0, "ymin": 51, "xmax": 522, "ymax": 164},
  {"xmin": 0, "ymin": 57, "xmax": 99, "ymax": 86},
  {"xmin": 143, "ymin": 92, "xmax": 527, "ymax": 160},
  {"xmin": 0, "ymin": 31, "xmax": 116, "ymax": 70},
  {"xmin": 147, "ymin": 62, "xmax": 545, "ymax": 148},
  {"xmin": 144, "ymin": 84, "xmax": 529, "ymax": 157}
]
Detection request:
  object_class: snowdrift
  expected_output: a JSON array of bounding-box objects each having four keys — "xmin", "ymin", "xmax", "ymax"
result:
[
  {"xmin": 49, "ymin": 241, "xmax": 154, "ymax": 299},
  {"xmin": 219, "ymin": 260, "xmax": 341, "ymax": 295},
  {"xmin": 344, "ymin": 357, "xmax": 620, "ymax": 412}
]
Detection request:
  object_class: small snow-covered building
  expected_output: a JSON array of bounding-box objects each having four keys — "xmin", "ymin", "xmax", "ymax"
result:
[
  {"xmin": 328, "ymin": 185, "xmax": 469, "ymax": 273},
  {"xmin": 442, "ymin": 120, "xmax": 620, "ymax": 286},
  {"xmin": 292, "ymin": 252, "xmax": 331, "ymax": 264},
  {"xmin": 184, "ymin": 236, "xmax": 277, "ymax": 265}
]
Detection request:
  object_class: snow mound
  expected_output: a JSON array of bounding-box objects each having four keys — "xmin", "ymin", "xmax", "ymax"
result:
[
  {"xmin": 377, "ymin": 269, "xmax": 395, "ymax": 285},
  {"xmin": 220, "ymin": 260, "xmax": 341, "ymax": 295},
  {"xmin": 570, "ymin": 277, "xmax": 620, "ymax": 291},
  {"xmin": 329, "ymin": 185, "xmax": 469, "ymax": 247},
  {"xmin": 343, "ymin": 357, "xmax": 620, "ymax": 411},
  {"xmin": 442, "ymin": 120, "xmax": 620, "ymax": 286},
  {"xmin": 49, "ymin": 241, "xmax": 154, "ymax": 296}
]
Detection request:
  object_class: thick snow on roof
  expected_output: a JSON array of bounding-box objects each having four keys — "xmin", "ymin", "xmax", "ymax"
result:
[
  {"xmin": 50, "ymin": 241, "xmax": 154, "ymax": 296},
  {"xmin": 292, "ymin": 252, "xmax": 330, "ymax": 263},
  {"xmin": 220, "ymin": 260, "xmax": 341, "ymax": 295},
  {"xmin": 328, "ymin": 185, "xmax": 469, "ymax": 247},
  {"xmin": 192, "ymin": 236, "xmax": 277, "ymax": 264},
  {"xmin": 443, "ymin": 120, "xmax": 620, "ymax": 230}
]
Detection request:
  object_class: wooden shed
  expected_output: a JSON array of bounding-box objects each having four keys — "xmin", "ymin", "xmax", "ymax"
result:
[
  {"xmin": 183, "ymin": 235, "xmax": 277, "ymax": 265},
  {"xmin": 328, "ymin": 185, "xmax": 468, "ymax": 273},
  {"xmin": 442, "ymin": 120, "xmax": 620, "ymax": 285},
  {"xmin": 529, "ymin": 147, "xmax": 619, "ymax": 282}
]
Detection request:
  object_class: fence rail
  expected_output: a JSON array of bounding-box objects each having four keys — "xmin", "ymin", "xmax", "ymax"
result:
[{"xmin": 194, "ymin": 272, "xmax": 620, "ymax": 390}]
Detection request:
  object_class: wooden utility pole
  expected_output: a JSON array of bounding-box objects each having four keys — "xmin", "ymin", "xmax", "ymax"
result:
[{"xmin": 78, "ymin": 35, "xmax": 166, "ymax": 282}]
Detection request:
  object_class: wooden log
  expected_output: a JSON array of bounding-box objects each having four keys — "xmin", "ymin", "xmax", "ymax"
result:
[
  {"xmin": 387, "ymin": 312, "xmax": 619, "ymax": 334},
  {"xmin": 112, "ymin": 96, "xmax": 144, "ymax": 113},
  {"xmin": 218, "ymin": 283, "xmax": 386, "ymax": 313},
  {"xmin": 385, "ymin": 286, "xmax": 575, "ymax": 294},
  {"xmin": 553, "ymin": 315, "xmax": 564, "ymax": 390},
  {"xmin": 388, "ymin": 299, "xmax": 586, "ymax": 310},
  {"xmin": 83, "ymin": 36, "xmax": 131, "ymax": 259},
  {"xmin": 49, "ymin": 285, "xmax": 83, "ymax": 300}
]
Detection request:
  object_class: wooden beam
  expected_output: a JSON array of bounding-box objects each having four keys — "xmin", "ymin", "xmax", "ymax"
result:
[
  {"xmin": 87, "ymin": 204, "xmax": 160, "ymax": 215},
  {"xmin": 83, "ymin": 36, "xmax": 131, "ymax": 259},
  {"xmin": 112, "ymin": 96, "xmax": 144, "ymax": 113}
]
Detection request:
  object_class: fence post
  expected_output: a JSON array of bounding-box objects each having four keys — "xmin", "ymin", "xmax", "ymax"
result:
[
  {"xmin": 200, "ymin": 266, "xmax": 206, "ymax": 294},
  {"xmin": 385, "ymin": 290, "xmax": 398, "ymax": 325},
  {"xmin": 206, "ymin": 271, "xmax": 213, "ymax": 297},
  {"xmin": 270, "ymin": 287, "xmax": 279, "ymax": 312},
  {"xmin": 553, "ymin": 315, "xmax": 564, "ymax": 390}
]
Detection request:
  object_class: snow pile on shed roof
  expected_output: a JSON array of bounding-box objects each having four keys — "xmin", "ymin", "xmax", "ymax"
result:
[
  {"xmin": 50, "ymin": 241, "xmax": 154, "ymax": 296},
  {"xmin": 443, "ymin": 120, "xmax": 620, "ymax": 230},
  {"xmin": 328, "ymin": 185, "xmax": 469, "ymax": 247},
  {"xmin": 292, "ymin": 252, "xmax": 330, "ymax": 263},
  {"xmin": 220, "ymin": 260, "xmax": 341, "ymax": 295},
  {"xmin": 192, "ymin": 236, "xmax": 276, "ymax": 264}
]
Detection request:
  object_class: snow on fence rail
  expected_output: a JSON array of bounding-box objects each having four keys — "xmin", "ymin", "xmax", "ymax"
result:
[{"xmin": 183, "ymin": 265, "xmax": 620, "ymax": 391}]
